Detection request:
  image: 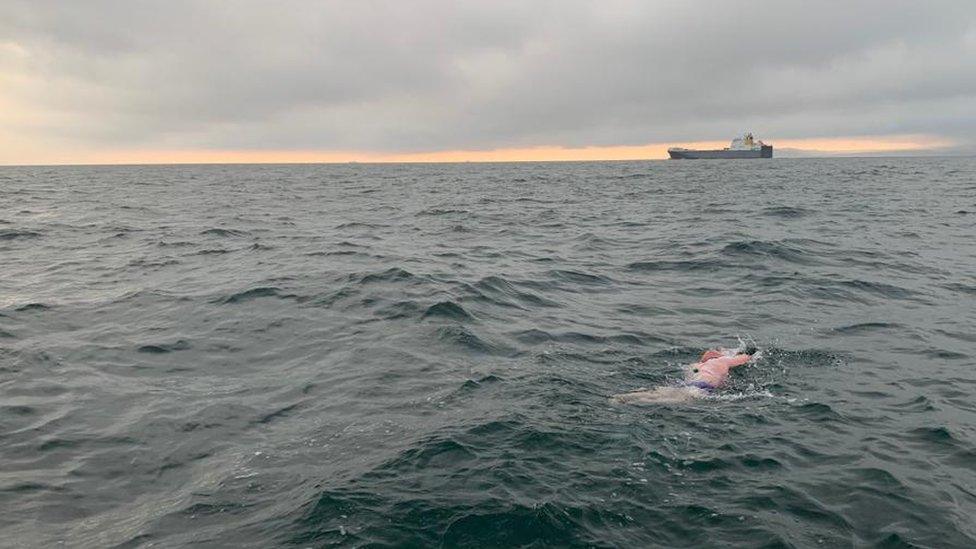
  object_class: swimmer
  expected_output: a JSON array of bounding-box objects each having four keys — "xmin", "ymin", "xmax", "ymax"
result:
[{"xmin": 611, "ymin": 346, "xmax": 756, "ymax": 404}]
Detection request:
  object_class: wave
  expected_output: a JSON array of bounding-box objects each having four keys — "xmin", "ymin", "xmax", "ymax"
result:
[
  {"xmin": 254, "ymin": 402, "xmax": 302, "ymax": 425},
  {"xmin": 192, "ymin": 248, "xmax": 233, "ymax": 255},
  {"xmin": 0, "ymin": 229, "xmax": 42, "ymax": 240},
  {"xmin": 790, "ymin": 402, "xmax": 846, "ymax": 422},
  {"xmin": 422, "ymin": 301, "xmax": 473, "ymax": 321},
  {"xmin": 356, "ymin": 267, "xmax": 418, "ymax": 284},
  {"xmin": 571, "ymin": 232, "xmax": 620, "ymax": 250},
  {"xmin": 415, "ymin": 208, "xmax": 469, "ymax": 216},
  {"xmin": 458, "ymin": 374, "xmax": 504, "ymax": 392},
  {"xmin": 293, "ymin": 487, "xmax": 611, "ymax": 547},
  {"xmin": 837, "ymin": 279, "xmax": 919, "ymax": 300},
  {"xmin": 762, "ymin": 205, "xmax": 812, "ymax": 218},
  {"xmin": 371, "ymin": 300, "xmax": 423, "ymax": 320},
  {"xmin": 14, "ymin": 303, "xmax": 50, "ymax": 312},
  {"xmin": 511, "ymin": 328, "xmax": 653, "ymax": 347},
  {"xmin": 721, "ymin": 239, "xmax": 822, "ymax": 265},
  {"xmin": 137, "ymin": 339, "xmax": 191, "ymax": 354},
  {"xmin": 335, "ymin": 221, "xmax": 389, "ymax": 230},
  {"xmin": 435, "ymin": 326, "xmax": 514, "ymax": 356},
  {"xmin": 305, "ymin": 249, "xmax": 369, "ymax": 258},
  {"xmin": 906, "ymin": 426, "xmax": 959, "ymax": 446},
  {"xmin": 472, "ymin": 275, "xmax": 560, "ymax": 308},
  {"xmin": 218, "ymin": 286, "xmax": 286, "ymax": 304},
  {"xmin": 942, "ymin": 282, "xmax": 976, "ymax": 296},
  {"xmin": 127, "ymin": 258, "xmax": 181, "ymax": 268},
  {"xmin": 200, "ymin": 228, "xmax": 249, "ymax": 237},
  {"xmin": 832, "ymin": 321, "xmax": 902, "ymax": 334},
  {"xmin": 626, "ymin": 259, "xmax": 726, "ymax": 272},
  {"xmin": 546, "ymin": 269, "xmax": 613, "ymax": 286}
]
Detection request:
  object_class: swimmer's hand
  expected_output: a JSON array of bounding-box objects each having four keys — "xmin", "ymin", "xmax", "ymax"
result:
[{"xmin": 725, "ymin": 353, "xmax": 754, "ymax": 369}]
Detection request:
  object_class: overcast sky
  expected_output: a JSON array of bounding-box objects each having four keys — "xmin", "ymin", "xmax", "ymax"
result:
[{"xmin": 1, "ymin": 1, "xmax": 975, "ymax": 163}]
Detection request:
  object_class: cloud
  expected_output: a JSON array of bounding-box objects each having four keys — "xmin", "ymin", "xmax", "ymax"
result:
[{"xmin": 1, "ymin": 0, "xmax": 975, "ymax": 162}]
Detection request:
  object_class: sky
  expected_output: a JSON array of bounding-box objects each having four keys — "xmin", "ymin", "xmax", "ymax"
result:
[{"xmin": 1, "ymin": 0, "xmax": 975, "ymax": 165}]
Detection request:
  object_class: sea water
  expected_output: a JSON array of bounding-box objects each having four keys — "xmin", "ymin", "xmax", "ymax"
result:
[{"xmin": 1, "ymin": 158, "xmax": 975, "ymax": 546}]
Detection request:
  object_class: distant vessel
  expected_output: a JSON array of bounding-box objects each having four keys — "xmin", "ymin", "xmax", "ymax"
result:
[{"xmin": 668, "ymin": 133, "xmax": 773, "ymax": 159}]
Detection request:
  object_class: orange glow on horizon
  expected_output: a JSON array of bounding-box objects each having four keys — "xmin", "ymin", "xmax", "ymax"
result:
[
  {"xmin": 774, "ymin": 135, "xmax": 955, "ymax": 154},
  {"xmin": 0, "ymin": 135, "xmax": 955, "ymax": 166}
]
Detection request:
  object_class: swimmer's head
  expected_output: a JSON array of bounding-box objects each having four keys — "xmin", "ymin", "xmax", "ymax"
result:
[
  {"xmin": 700, "ymin": 349, "xmax": 725, "ymax": 362},
  {"xmin": 743, "ymin": 345, "xmax": 758, "ymax": 355}
]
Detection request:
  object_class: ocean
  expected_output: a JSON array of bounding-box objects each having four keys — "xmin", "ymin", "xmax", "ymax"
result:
[{"xmin": 1, "ymin": 158, "xmax": 975, "ymax": 547}]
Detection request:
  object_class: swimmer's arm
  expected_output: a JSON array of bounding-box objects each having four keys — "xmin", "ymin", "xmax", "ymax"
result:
[{"xmin": 727, "ymin": 354, "xmax": 753, "ymax": 368}]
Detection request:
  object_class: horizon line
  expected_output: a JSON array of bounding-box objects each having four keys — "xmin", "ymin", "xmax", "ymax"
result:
[
  {"xmin": 0, "ymin": 135, "xmax": 960, "ymax": 167},
  {"xmin": 3, "ymin": 152, "xmax": 972, "ymax": 169}
]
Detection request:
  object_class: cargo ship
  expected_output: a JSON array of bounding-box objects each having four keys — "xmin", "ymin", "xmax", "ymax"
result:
[{"xmin": 668, "ymin": 133, "xmax": 773, "ymax": 159}]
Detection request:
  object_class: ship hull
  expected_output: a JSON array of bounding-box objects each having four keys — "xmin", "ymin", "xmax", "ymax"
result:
[{"xmin": 669, "ymin": 145, "xmax": 773, "ymax": 159}]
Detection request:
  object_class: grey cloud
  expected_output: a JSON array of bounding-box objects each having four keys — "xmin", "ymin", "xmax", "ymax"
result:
[{"xmin": 2, "ymin": 0, "xmax": 975, "ymax": 153}]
